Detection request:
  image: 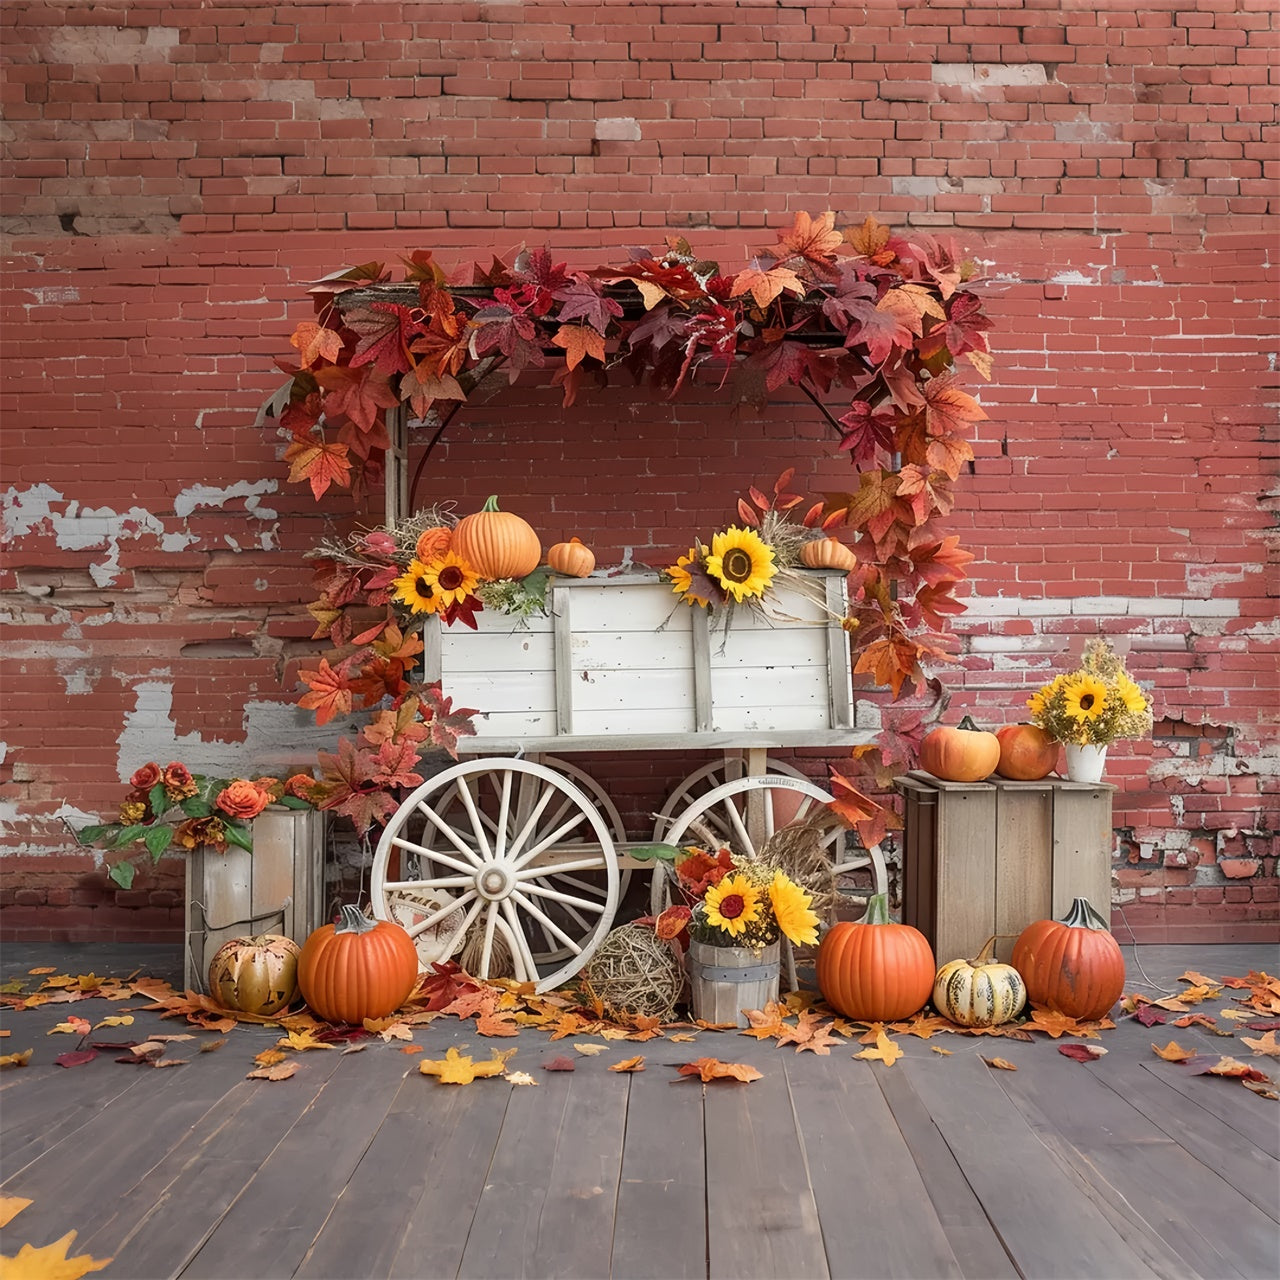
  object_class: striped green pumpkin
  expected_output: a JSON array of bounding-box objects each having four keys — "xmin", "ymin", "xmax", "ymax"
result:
[{"xmin": 933, "ymin": 939, "xmax": 1027, "ymax": 1028}]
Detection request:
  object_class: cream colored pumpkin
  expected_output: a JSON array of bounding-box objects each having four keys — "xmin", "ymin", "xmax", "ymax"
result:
[
  {"xmin": 933, "ymin": 937, "xmax": 1027, "ymax": 1027},
  {"xmin": 800, "ymin": 537, "xmax": 857, "ymax": 572},
  {"xmin": 207, "ymin": 933, "xmax": 301, "ymax": 1016}
]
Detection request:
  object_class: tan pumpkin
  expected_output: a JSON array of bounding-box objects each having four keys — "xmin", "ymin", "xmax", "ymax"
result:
[
  {"xmin": 919, "ymin": 715, "xmax": 1001, "ymax": 783},
  {"xmin": 547, "ymin": 537, "xmax": 595, "ymax": 577},
  {"xmin": 451, "ymin": 495, "xmax": 542, "ymax": 581},
  {"xmin": 207, "ymin": 933, "xmax": 301, "ymax": 1016},
  {"xmin": 800, "ymin": 537, "xmax": 857, "ymax": 572},
  {"xmin": 995, "ymin": 723, "xmax": 1060, "ymax": 781},
  {"xmin": 932, "ymin": 936, "xmax": 1027, "ymax": 1027}
]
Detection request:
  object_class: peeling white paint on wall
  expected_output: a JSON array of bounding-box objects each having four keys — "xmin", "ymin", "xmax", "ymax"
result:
[{"xmin": 172, "ymin": 480, "xmax": 278, "ymax": 521}]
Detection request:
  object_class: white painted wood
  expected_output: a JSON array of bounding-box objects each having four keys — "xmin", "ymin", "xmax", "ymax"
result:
[{"xmin": 456, "ymin": 728, "xmax": 877, "ymax": 755}]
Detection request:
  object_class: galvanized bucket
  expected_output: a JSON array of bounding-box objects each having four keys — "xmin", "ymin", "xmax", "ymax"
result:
[{"xmin": 687, "ymin": 939, "xmax": 780, "ymax": 1028}]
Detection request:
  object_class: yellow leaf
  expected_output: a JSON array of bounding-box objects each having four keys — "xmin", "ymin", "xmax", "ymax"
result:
[
  {"xmin": 275, "ymin": 1030, "xmax": 335, "ymax": 1052},
  {"xmin": 1219, "ymin": 1008, "xmax": 1254, "ymax": 1021},
  {"xmin": 572, "ymin": 1043, "xmax": 608, "ymax": 1056},
  {"xmin": 931, "ymin": 1046, "xmax": 953, "ymax": 1056},
  {"xmin": 505, "ymin": 1071, "xmax": 538, "ymax": 1086},
  {"xmin": 1242, "ymin": 1030, "xmax": 1280, "ymax": 1057},
  {"xmin": 983, "ymin": 1057, "xmax": 1018, "ymax": 1071},
  {"xmin": 609, "ymin": 1056, "xmax": 645, "ymax": 1073},
  {"xmin": 246, "ymin": 1061, "xmax": 298, "ymax": 1081},
  {"xmin": 668, "ymin": 1033, "xmax": 699, "ymax": 1043},
  {"xmin": 0, "ymin": 1050, "xmax": 33, "ymax": 1069},
  {"xmin": 854, "ymin": 1030, "xmax": 903, "ymax": 1067},
  {"xmin": 27, "ymin": 967, "xmax": 56, "ymax": 975},
  {"xmin": 47, "ymin": 1018, "xmax": 91, "ymax": 1037},
  {"xmin": 0, "ymin": 1197, "xmax": 32, "ymax": 1229},
  {"xmin": 419, "ymin": 1045, "xmax": 516, "ymax": 1085},
  {"xmin": 1179, "ymin": 970, "xmax": 1217, "ymax": 986},
  {"xmin": 92, "ymin": 1016, "xmax": 133, "ymax": 1029},
  {"xmin": 0, "ymin": 1231, "xmax": 111, "ymax": 1280},
  {"xmin": 1152, "ymin": 1040, "xmax": 1195, "ymax": 1062},
  {"xmin": 253, "ymin": 1049, "xmax": 288, "ymax": 1067}
]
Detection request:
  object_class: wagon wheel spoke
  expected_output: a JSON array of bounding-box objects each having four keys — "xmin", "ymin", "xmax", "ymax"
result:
[
  {"xmin": 390, "ymin": 835, "xmax": 480, "ymax": 880},
  {"xmin": 403, "ymin": 891, "xmax": 480, "ymax": 943},
  {"xmin": 415, "ymin": 798, "xmax": 489, "ymax": 867},
  {"xmin": 500, "ymin": 897, "xmax": 542, "ymax": 985},
  {"xmin": 510, "ymin": 890, "xmax": 585, "ymax": 956},
  {"xmin": 383, "ymin": 874, "xmax": 477, "ymax": 894}
]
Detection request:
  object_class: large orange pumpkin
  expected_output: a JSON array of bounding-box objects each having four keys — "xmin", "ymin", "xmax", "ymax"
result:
[
  {"xmin": 296, "ymin": 906, "xmax": 419, "ymax": 1024},
  {"xmin": 816, "ymin": 893, "xmax": 935, "ymax": 1021},
  {"xmin": 919, "ymin": 715, "xmax": 1001, "ymax": 783},
  {"xmin": 995, "ymin": 723, "xmax": 1060, "ymax": 781},
  {"xmin": 452, "ymin": 495, "xmax": 542, "ymax": 581},
  {"xmin": 1011, "ymin": 897, "xmax": 1125, "ymax": 1022},
  {"xmin": 207, "ymin": 932, "xmax": 300, "ymax": 1016}
]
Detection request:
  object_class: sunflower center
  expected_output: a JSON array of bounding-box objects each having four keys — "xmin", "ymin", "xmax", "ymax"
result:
[
  {"xmin": 722, "ymin": 548, "xmax": 754, "ymax": 583},
  {"xmin": 437, "ymin": 565, "xmax": 464, "ymax": 592},
  {"xmin": 1079, "ymin": 693, "xmax": 1095, "ymax": 710},
  {"xmin": 415, "ymin": 576, "xmax": 433, "ymax": 597},
  {"xmin": 718, "ymin": 893, "xmax": 745, "ymax": 919}
]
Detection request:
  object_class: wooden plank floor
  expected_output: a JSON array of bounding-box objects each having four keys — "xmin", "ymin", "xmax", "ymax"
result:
[{"xmin": 1, "ymin": 942, "xmax": 1277, "ymax": 1280}]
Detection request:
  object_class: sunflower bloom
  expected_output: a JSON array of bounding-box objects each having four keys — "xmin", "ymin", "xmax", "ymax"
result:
[
  {"xmin": 1063, "ymin": 675, "xmax": 1108, "ymax": 724},
  {"xmin": 705, "ymin": 526, "xmax": 776, "ymax": 603},
  {"xmin": 667, "ymin": 547, "xmax": 712, "ymax": 607},
  {"xmin": 417, "ymin": 551, "xmax": 479, "ymax": 609},
  {"xmin": 703, "ymin": 873, "xmax": 763, "ymax": 938},
  {"xmin": 768, "ymin": 871, "xmax": 819, "ymax": 947},
  {"xmin": 1116, "ymin": 674, "xmax": 1147, "ymax": 715},
  {"xmin": 1026, "ymin": 688, "xmax": 1047, "ymax": 718}
]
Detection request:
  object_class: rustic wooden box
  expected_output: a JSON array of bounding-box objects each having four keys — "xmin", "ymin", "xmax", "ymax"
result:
[
  {"xmin": 183, "ymin": 806, "xmax": 328, "ymax": 993},
  {"xmin": 897, "ymin": 772, "xmax": 1115, "ymax": 966}
]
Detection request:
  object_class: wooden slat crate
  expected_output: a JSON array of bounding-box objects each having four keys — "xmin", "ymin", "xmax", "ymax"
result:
[
  {"xmin": 183, "ymin": 806, "xmax": 328, "ymax": 993},
  {"xmin": 897, "ymin": 772, "xmax": 1115, "ymax": 966}
]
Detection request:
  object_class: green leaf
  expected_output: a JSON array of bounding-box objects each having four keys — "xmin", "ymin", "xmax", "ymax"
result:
[
  {"xmin": 274, "ymin": 795, "xmax": 311, "ymax": 810},
  {"xmin": 627, "ymin": 843, "xmax": 682, "ymax": 864},
  {"xmin": 73, "ymin": 824, "xmax": 114, "ymax": 846},
  {"xmin": 223, "ymin": 823, "xmax": 254, "ymax": 852},
  {"xmin": 149, "ymin": 781, "xmax": 168, "ymax": 814},
  {"xmin": 108, "ymin": 824, "xmax": 150, "ymax": 850},
  {"xmin": 144, "ymin": 824, "xmax": 174, "ymax": 859},
  {"xmin": 517, "ymin": 567, "xmax": 550, "ymax": 607},
  {"xmin": 181, "ymin": 797, "xmax": 213, "ymax": 819},
  {"xmin": 108, "ymin": 861, "xmax": 136, "ymax": 890}
]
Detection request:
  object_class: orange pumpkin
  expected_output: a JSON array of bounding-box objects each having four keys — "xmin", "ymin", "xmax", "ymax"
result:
[
  {"xmin": 547, "ymin": 537, "xmax": 595, "ymax": 577},
  {"xmin": 919, "ymin": 715, "xmax": 1001, "ymax": 783},
  {"xmin": 800, "ymin": 537, "xmax": 857, "ymax": 572},
  {"xmin": 816, "ymin": 893, "xmax": 935, "ymax": 1021},
  {"xmin": 1011, "ymin": 897, "xmax": 1125, "ymax": 1022},
  {"xmin": 995, "ymin": 723, "xmax": 1060, "ymax": 781},
  {"xmin": 207, "ymin": 933, "xmax": 300, "ymax": 1016},
  {"xmin": 296, "ymin": 905, "xmax": 419, "ymax": 1025},
  {"xmin": 452, "ymin": 495, "xmax": 542, "ymax": 580}
]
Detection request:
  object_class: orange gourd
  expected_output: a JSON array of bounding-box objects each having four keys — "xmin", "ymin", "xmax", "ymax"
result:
[
  {"xmin": 1011, "ymin": 897, "xmax": 1125, "ymax": 1022},
  {"xmin": 995, "ymin": 723, "xmax": 1060, "ymax": 781},
  {"xmin": 548, "ymin": 537, "xmax": 595, "ymax": 577},
  {"xmin": 816, "ymin": 893, "xmax": 935, "ymax": 1021},
  {"xmin": 800, "ymin": 537, "xmax": 857, "ymax": 572},
  {"xmin": 207, "ymin": 933, "xmax": 300, "ymax": 1016},
  {"xmin": 452, "ymin": 495, "xmax": 542, "ymax": 581},
  {"xmin": 296, "ymin": 905, "xmax": 419, "ymax": 1025},
  {"xmin": 415, "ymin": 524, "xmax": 453, "ymax": 562},
  {"xmin": 919, "ymin": 715, "xmax": 1001, "ymax": 783}
]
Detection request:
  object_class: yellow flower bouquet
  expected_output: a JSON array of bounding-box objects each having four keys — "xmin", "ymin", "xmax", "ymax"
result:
[{"xmin": 1027, "ymin": 638, "xmax": 1153, "ymax": 747}]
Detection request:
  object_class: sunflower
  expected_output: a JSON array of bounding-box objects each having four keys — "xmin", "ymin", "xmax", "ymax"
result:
[
  {"xmin": 768, "ymin": 871, "xmax": 819, "ymax": 947},
  {"xmin": 667, "ymin": 546, "xmax": 713, "ymax": 607},
  {"xmin": 418, "ymin": 551, "xmax": 479, "ymax": 608},
  {"xmin": 1116, "ymin": 673, "xmax": 1148, "ymax": 715},
  {"xmin": 703, "ymin": 872, "xmax": 763, "ymax": 938},
  {"xmin": 705, "ymin": 526, "xmax": 776, "ymax": 602},
  {"xmin": 1062, "ymin": 674, "xmax": 1108, "ymax": 723}
]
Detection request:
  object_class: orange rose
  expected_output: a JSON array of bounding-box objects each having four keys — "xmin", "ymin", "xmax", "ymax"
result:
[
  {"xmin": 162, "ymin": 762, "xmax": 198, "ymax": 801},
  {"xmin": 130, "ymin": 762, "xmax": 162, "ymax": 790},
  {"xmin": 174, "ymin": 815, "xmax": 228, "ymax": 852},
  {"xmin": 415, "ymin": 525, "xmax": 452, "ymax": 562},
  {"xmin": 215, "ymin": 779, "xmax": 271, "ymax": 821}
]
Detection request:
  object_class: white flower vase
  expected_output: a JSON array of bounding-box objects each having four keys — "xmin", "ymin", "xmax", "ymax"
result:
[{"xmin": 1064, "ymin": 743, "xmax": 1108, "ymax": 783}]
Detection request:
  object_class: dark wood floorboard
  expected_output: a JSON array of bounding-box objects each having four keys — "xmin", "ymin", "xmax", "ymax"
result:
[
  {"xmin": 1139, "ymin": 1056, "xmax": 1280, "ymax": 1161},
  {"xmin": 788, "ymin": 1054, "xmax": 964, "ymax": 1280},
  {"xmin": 610, "ymin": 1062, "xmax": 706, "ymax": 1280},
  {"xmin": 904, "ymin": 1055, "xmax": 1161, "ymax": 1279}
]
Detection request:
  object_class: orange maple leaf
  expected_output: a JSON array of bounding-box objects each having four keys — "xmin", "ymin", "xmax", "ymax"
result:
[
  {"xmin": 853, "ymin": 636, "xmax": 923, "ymax": 699},
  {"xmin": 297, "ymin": 657, "xmax": 354, "ymax": 726},
  {"xmin": 729, "ymin": 264, "xmax": 806, "ymax": 309},
  {"xmin": 1152, "ymin": 1039, "xmax": 1196, "ymax": 1062},
  {"xmin": 775, "ymin": 1011, "xmax": 842, "ymax": 1055},
  {"xmin": 289, "ymin": 320, "xmax": 344, "ymax": 368},
  {"xmin": 739, "ymin": 1002, "xmax": 788, "ymax": 1041},
  {"xmin": 609, "ymin": 1055, "xmax": 646, "ymax": 1072},
  {"xmin": 551, "ymin": 323, "xmax": 605, "ymax": 370},
  {"xmin": 922, "ymin": 373, "xmax": 988, "ymax": 440},
  {"xmin": 0, "ymin": 1231, "xmax": 111, "ymax": 1278},
  {"xmin": 675, "ymin": 1057, "xmax": 763, "ymax": 1083},
  {"xmin": 776, "ymin": 209, "xmax": 846, "ymax": 264},
  {"xmin": 283, "ymin": 437, "xmax": 352, "ymax": 500},
  {"xmin": 854, "ymin": 1029, "xmax": 903, "ymax": 1066},
  {"xmin": 845, "ymin": 215, "xmax": 895, "ymax": 264}
]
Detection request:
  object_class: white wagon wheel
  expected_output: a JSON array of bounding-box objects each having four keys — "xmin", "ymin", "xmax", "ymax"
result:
[
  {"xmin": 371, "ymin": 758, "xmax": 619, "ymax": 993},
  {"xmin": 651, "ymin": 755, "xmax": 806, "ymax": 842},
  {"xmin": 650, "ymin": 773, "xmax": 888, "ymax": 921}
]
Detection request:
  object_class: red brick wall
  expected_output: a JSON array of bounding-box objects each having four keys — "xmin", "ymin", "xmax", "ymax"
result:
[{"xmin": 2, "ymin": 1, "xmax": 1275, "ymax": 945}]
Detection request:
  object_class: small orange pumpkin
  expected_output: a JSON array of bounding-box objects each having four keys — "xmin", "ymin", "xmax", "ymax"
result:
[
  {"xmin": 995, "ymin": 723, "xmax": 1060, "ymax": 781},
  {"xmin": 816, "ymin": 893, "xmax": 936, "ymax": 1021},
  {"xmin": 548, "ymin": 537, "xmax": 595, "ymax": 577},
  {"xmin": 1011, "ymin": 898, "xmax": 1125, "ymax": 1022},
  {"xmin": 919, "ymin": 715, "xmax": 1001, "ymax": 783},
  {"xmin": 800, "ymin": 537, "xmax": 857, "ymax": 572},
  {"xmin": 415, "ymin": 524, "xmax": 453, "ymax": 562},
  {"xmin": 207, "ymin": 933, "xmax": 300, "ymax": 1016},
  {"xmin": 452, "ymin": 495, "xmax": 542, "ymax": 581},
  {"xmin": 296, "ymin": 905, "xmax": 419, "ymax": 1025}
]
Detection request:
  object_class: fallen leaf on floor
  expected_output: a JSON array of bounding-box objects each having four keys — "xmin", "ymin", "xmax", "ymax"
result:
[
  {"xmin": 1242, "ymin": 1030, "xmax": 1280, "ymax": 1056},
  {"xmin": 541, "ymin": 1056, "xmax": 577, "ymax": 1072},
  {"xmin": 739, "ymin": 1003, "xmax": 788, "ymax": 1040},
  {"xmin": 893, "ymin": 1014, "xmax": 955, "ymax": 1039},
  {"xmin": 692, "ymin": 1019, "xmax": 739, "ymax": 1031},
  {"xmin": 364, "ymin": 1018, "xmax": 412, "ymax": 1041},
  {"xmin": 47, "ymin": 1017, "xmax": 92, "ymax": 1037},
  {"xmin": 1059, "ymin": 1044, "xmax": 1107, "ymax": 1063},
  {"xmin": 598, "ymin": 1026, "xmax": 632, "ymax": 1040},
  {"xmin": 0, "ymin": 1197, "xmax": 32, "ymax": 1228},
  {"xmin": 982, "ymin": 1057, "xmax": 1017, "ymax": 1071},
  {"xmin": 1027, "ymin": 1009, "xmax": 1093, "ymax": 1039},
  {"xmin": 854, "ymin": 1030, "xmax": 903, "ymax": 1067},
  {"xmin": 254, "ymin": 1048, "xmax": 287, "ymax": 1067},
  {"xmin": 547, "ymin": 1014, "xmax": 589, "ymax": 1041},
  {"xmin": 1170, "ymin": 1013, "xmax": 1219, "ymax": 1031},
  {"xmin": 1193, "ymin": 1056, "xmax": 1271, "ymax": 1082},
  {"xmin": 0, "ymin": 1229, "xmax": 111, "ymax": 1279},
  {"xmin": 609, "ymin": 1056, "xmax": 645, "ymax": 1073},
  {"xmin": 0, "ymin": 1049, "xmax": 32, "ymax": 1069},
  {"xmin": 858, "ymin": 1022, "xmax": 887, "ymax": 1045},
  {"xmin": 675, "ymin": 1057, "xmax": 762, "ymax": 1083},
  {"xmin": 0, "ymin": 1030, "xmax": 8, "ymax": 1038},
  {"xmin": 1245, "ymin": 1019, "xmax": 1280, "ymax": 1032},
  {"xmin": 1220, "ymin": 1008, "xmax": 1255, "ymax": 1021},
  {"xmin": 399, "ymin": 1044, "xmax": 424, "ymax": 1055},
  {"xmin": 930, "ymin": 1046, "xmax": 952, "ymax": 1055},
  {"xmin": 276, "ymin": 1029, "xmax": 336, "ymax": 1052},
  {"xmin": 776, "ymin": 1011, "xmax": 841, "ymax": 1055},
  {"xmin": 1135, "ymin": 1005, "xmax": 1168, "ymax": 1027},
  {"xmin": 27, "ymin": 967, "xmax": 56, "ymax": 975},
  {"xmin": 1242, "ymin": 1078, "xmax": 1279, "ymax": 1100},
  {"xmin": 92, "ymin": 1015, "xmax": 134, "ymax": 1030},
  {"xmin": 199, "ymin": 1039, "xmax": 227, "ymax": 1054},
  {"xmin": 340, "ymin": 1043, "xmax": 367, "ymax": 1055},
  {"xmin": 475, "ymin": 1012, "xmax": 520, "ymax": 1037},
  {"xmin": 420, "ymin": 1046, "xmax": 515, "ymax": 1084},
  {"xmin": 505, "ymin": 1071, "xmax": 537, "ymax": 1085},
  {"xmin": 54, "ymin": 1050, "xmax": 99, "ymax": 1069},
  {"xmin": 668, "ymin": 1033, "xmax": 699, "ymax": 1042},
  {"xmin": 1153, "ymin": 1040, "xmax": 1196, "ymax": 1062},
  {"xmin": 573, "ymin": 1043, "xmax": 608, "ymax": 1056},
  {"xmin": 247, "ymin": 1060, "xmax": 299, "ymax": 1081},
  {"xmin": 1179, "ymin": 970, "xmax": 1217, "ymax": 987}
]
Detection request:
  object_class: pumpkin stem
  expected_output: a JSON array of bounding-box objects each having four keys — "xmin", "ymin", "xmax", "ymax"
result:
[
  {"xmin": 971, "ymin": 934, "xmax": 997, "ymax": 965},
  {"xmin": 334, "ymin": 904, "xmax": 378, "ymax": 936},
  {"xmin": 480, "ymin": 495, "xmax": 501, "ymax": 512},
  {"xmin": 1060, "ymin": 897, "xmax": 1111, "ymax": 931},
  {"xmin": 957, "ymin": 714, "xmax": 983, "ymax": 732},
  {"xmin": 864, "ymin": 892, "xmax": 891, "ymax": 925}
]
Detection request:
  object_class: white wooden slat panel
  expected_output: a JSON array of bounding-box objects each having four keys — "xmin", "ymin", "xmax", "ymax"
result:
[
  {"xmin": 440, "ymin": 630, "xmax": 555, "ymax": 674},
  {"xmin": 569, "ymin": 629, "xmax": 694, "ymax": 671},
  {"xmin": 705, "ymin": 628, "xmax": 828, "ymax": 669},
  {"xmin": 711, "ymin": 703, "xmax": 832, "ymax": 733},
  {"xmin": 568, "ymin": 666, "xmax": 696, "ymax": 713},
  {"xmin": 564, "ymin": 584, "xmax": 689, "ymax": 633},
  {"xmin": 443, "ymin": 669, "xmax": 556, "ymax": 714},
  {"xmin": 572, "ymin": 705, "xmax": 698, "ymax": 736},
  {"xmin": 471, "ymin": 710, "xmax": 559, "ymax": 738},
  {"xmin": 711, "ymin": 664, "xmax": 828, "ymax": 709}
]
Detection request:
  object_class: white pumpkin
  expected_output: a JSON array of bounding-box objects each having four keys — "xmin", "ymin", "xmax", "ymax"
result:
[{"xmin": 933, "ymin": 937, "xmax": 1027, "ymax": 1028}]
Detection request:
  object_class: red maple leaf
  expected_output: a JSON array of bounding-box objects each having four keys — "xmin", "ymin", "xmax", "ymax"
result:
[
  {"xmin": 909, "ymin": 535, "xmax": 976, "ymax": 589},
  {"xmin": 314, "ymin": 364, "xmax": 399, "ymax": 435},
  {"xmin": 297, "ymin": 657, "xmax": 356, "ymax": 726},
  {"xmin": 289, "ymin": 320, "xmax": 344, "ymax": 368},
  {"xmin": 468, "ymin": 296, "xmax": 544, "ymax": 375},
  {"xmin": 283, "ymin": 437, "xmax": 352, "ymax": 500},
  {"xmin": 854, "ymin": 635, "xmax": 925, "ymax": 699},
  {"xmin": 315, "ymin": 737, "xmax": 401, "ymax": 833},
  {"xmin": 922, "ymin": 373, "xmax": 987, "ymax": 441},
  {"xmin": 370, "ymin": 736, "xmax": 425, "ymax": 790},
  {"xmin": 409, "ymin": 306, "xmax": 470, "ymax": 378},
  {"xmin": 837, "ymin": 401, "xmax": 899, "ymax": 467},
  {"xmin": 345, "ymin": 301, "xmax": 422, "ymax": 376},
  {"xmin": 553, "ymin": 279, "xmax": 623, "ymax": 333},
  {"xmin": 419, "ymin": 683, "xmax": 478, "ymax": 758},
  {"xmin": 896, "ymin": 464, "xmax": 955, "ymax": 524},
  {"xmin": 588, "ymin": 257, "xmax": 707, "ymax": 308}
]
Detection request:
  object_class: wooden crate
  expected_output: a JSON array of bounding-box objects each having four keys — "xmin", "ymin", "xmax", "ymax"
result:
[
  {"xmin": 183, "ymin": 806, "xmax": 328, "ymax": 993},
  {"xmin": 897, "ymin": 772, "xmax": 1115, "ymax": 966},
  {"xmin": 423, "ymin": 570, "xmax": 858, "ymax": 747}
]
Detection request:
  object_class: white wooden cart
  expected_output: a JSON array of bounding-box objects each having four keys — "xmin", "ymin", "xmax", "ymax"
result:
[{"xmin": 369, "ymin": 569, "xmax": 887, "ymax": 992}]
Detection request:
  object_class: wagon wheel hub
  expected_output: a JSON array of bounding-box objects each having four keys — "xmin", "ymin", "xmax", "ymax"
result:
[{"xmin": 476, "ymin": 862, "xmax": 515, "ymax": 901}]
